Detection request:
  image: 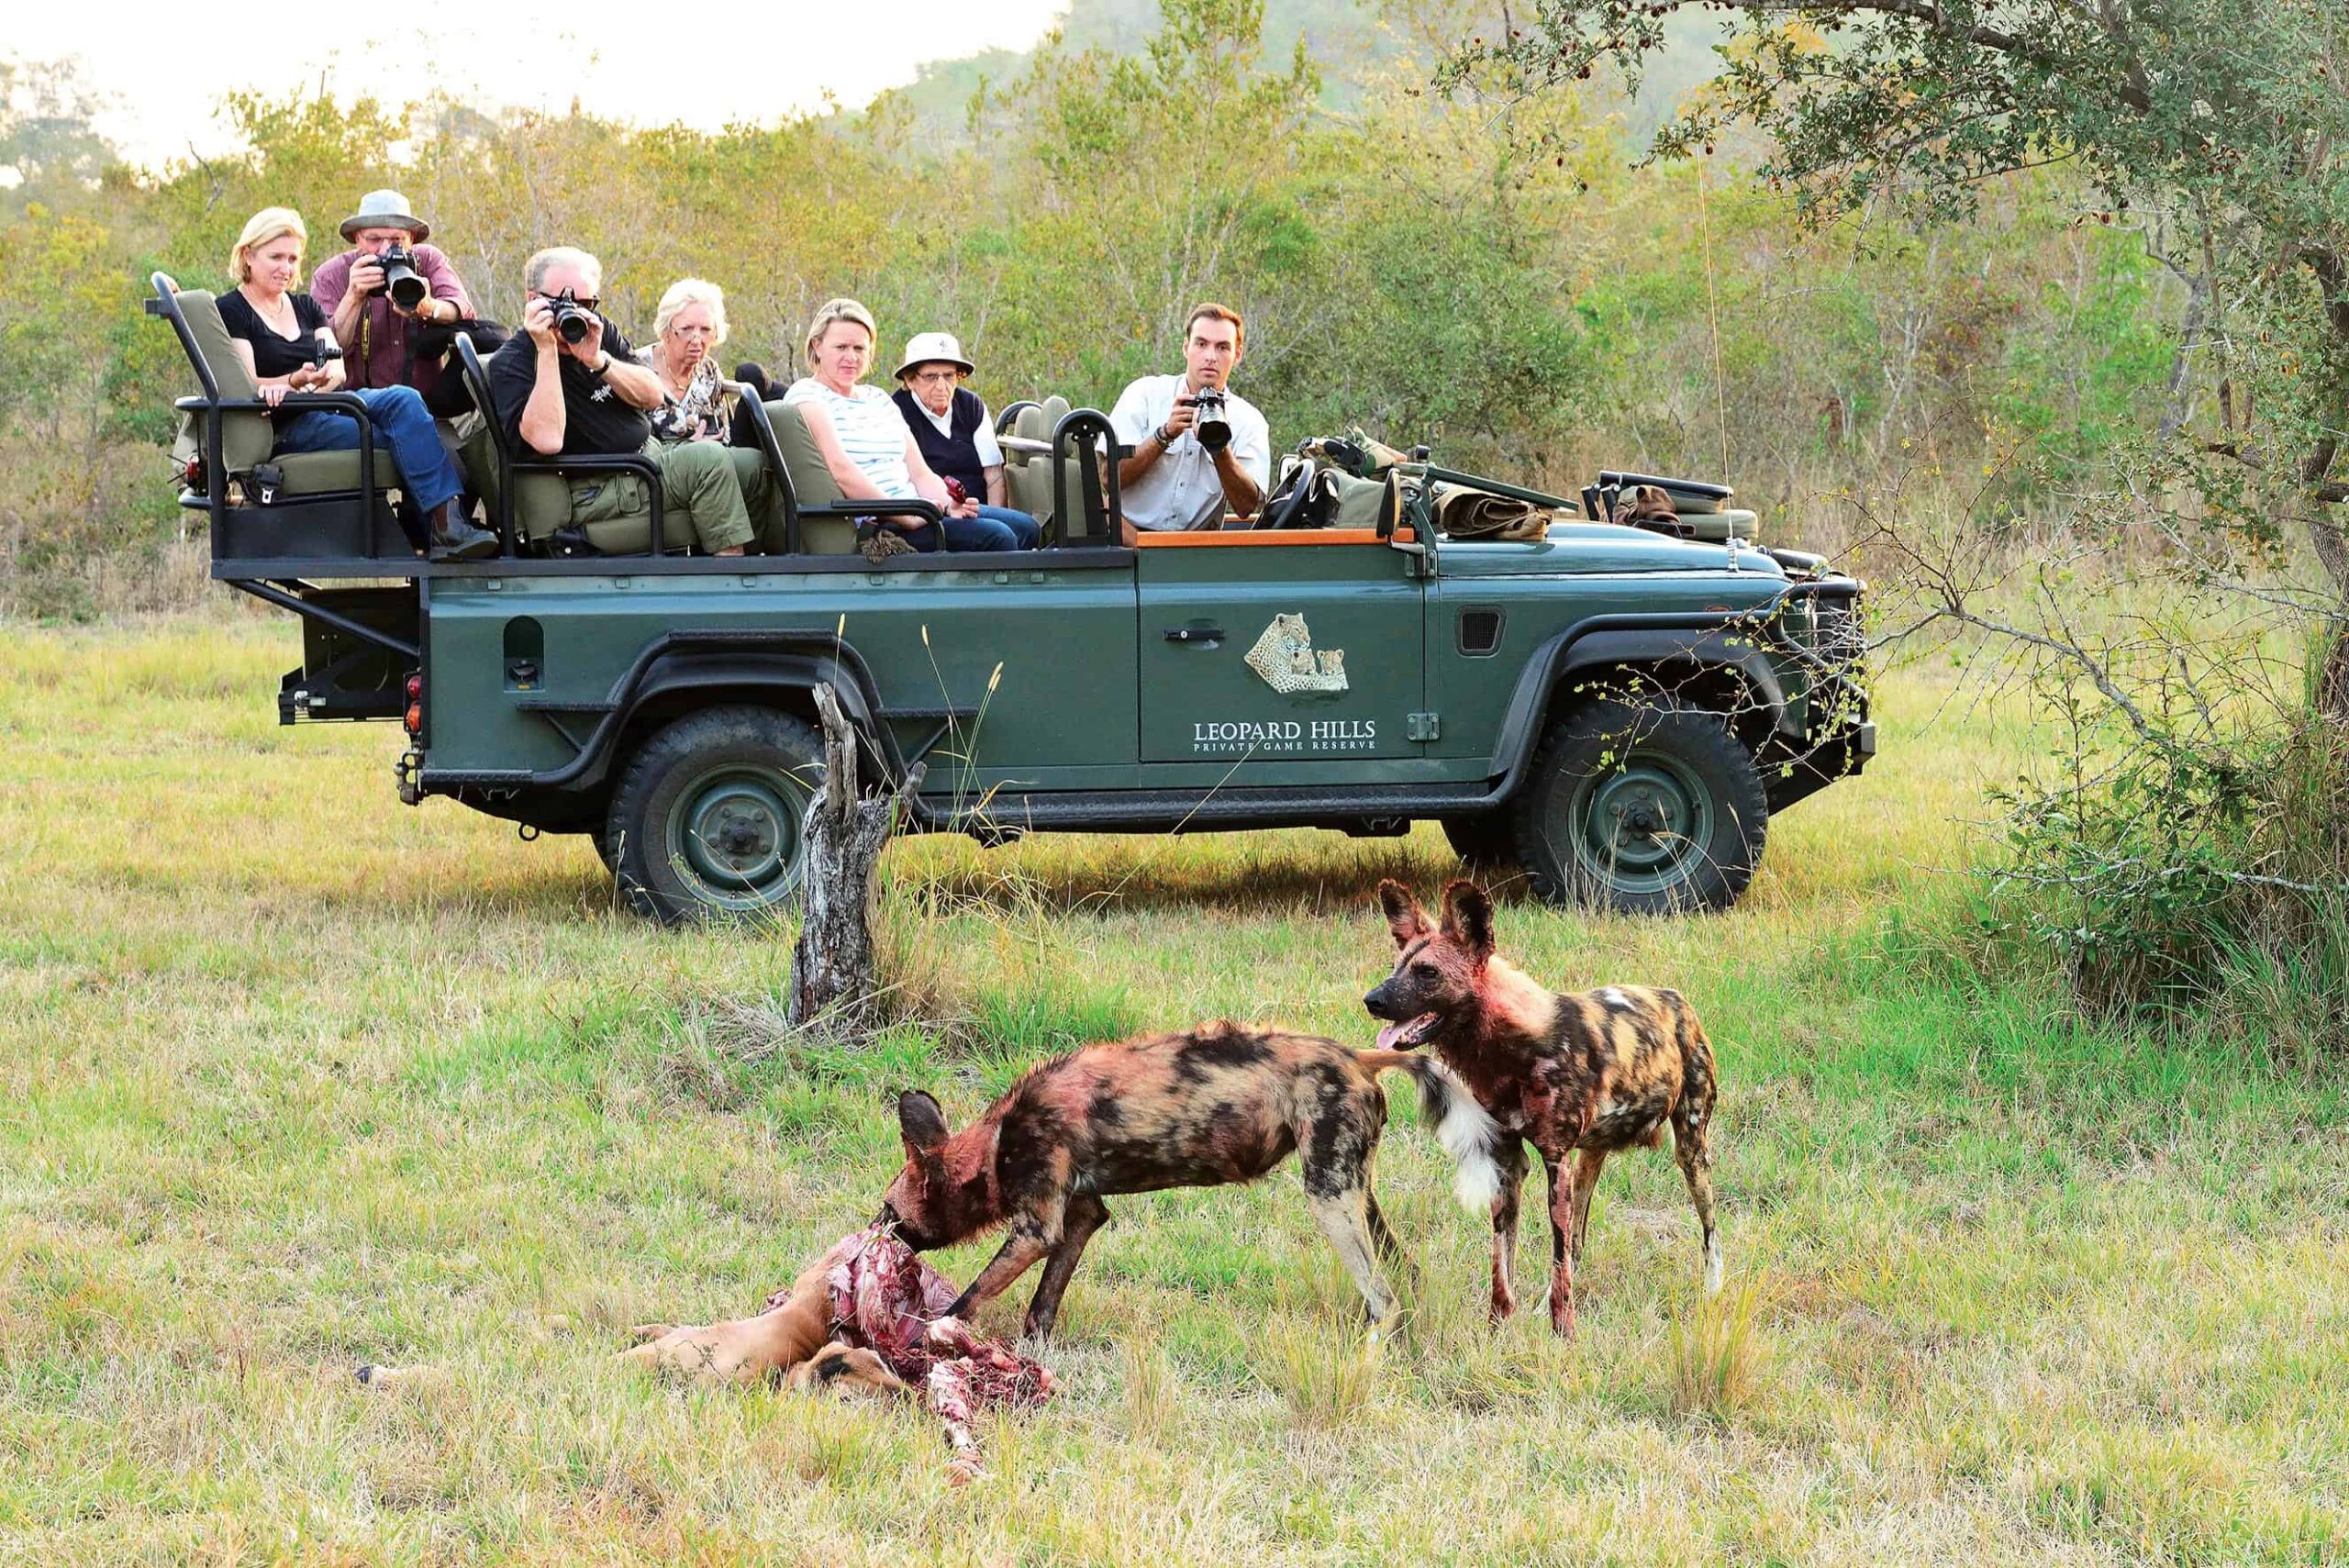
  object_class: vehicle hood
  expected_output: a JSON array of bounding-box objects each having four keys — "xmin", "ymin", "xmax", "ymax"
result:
[{"xmin": 1435, "ymin": 523, "xmax": 1787, "ymax": 579}]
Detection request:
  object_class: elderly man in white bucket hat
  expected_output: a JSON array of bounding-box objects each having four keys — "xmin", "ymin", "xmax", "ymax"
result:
[
  {"xmin": 887, "ymin": 329, "xmax": 1039, "ymax": 549},
  {"xmin": 309, "ymin": 189, "xmax": 476, "ymax": 406}
]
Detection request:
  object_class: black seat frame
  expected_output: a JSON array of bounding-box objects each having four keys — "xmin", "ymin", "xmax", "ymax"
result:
[
  {"xmin": 147, "ymin": 272, "xmax": 406, "ymax": 576},
  {"xmin": 452, "ymin": 334, "xmax": 670, "ymax": 559}
]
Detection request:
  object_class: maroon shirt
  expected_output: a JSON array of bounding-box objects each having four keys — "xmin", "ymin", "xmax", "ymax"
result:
[{"xmin": 309, "ymin": 242, "xmax": 474, "ymax": 401}]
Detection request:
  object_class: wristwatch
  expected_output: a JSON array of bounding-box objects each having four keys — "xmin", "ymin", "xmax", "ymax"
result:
[
  {"xmin": 585, "ymin": 351, "xmax": 611, "ymax": 379},
  {"xmin": 1155, "ymin": 424, "xmax": 1177, "ymax": 447}
]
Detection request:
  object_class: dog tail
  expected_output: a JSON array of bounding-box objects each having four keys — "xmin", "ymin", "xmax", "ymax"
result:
[{"xmin": 1362, "ymin": 1052, "xmax": 1507, "ymax": 1213}]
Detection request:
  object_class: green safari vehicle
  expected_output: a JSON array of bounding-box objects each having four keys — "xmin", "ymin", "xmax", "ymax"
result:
[{"xmin": 150, "ymin": 273, "xmax": 1873, "ymax": 921}]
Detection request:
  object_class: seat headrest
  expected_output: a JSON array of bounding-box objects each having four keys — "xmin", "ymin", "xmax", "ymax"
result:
[
  {"xmin": 1011, "ymin": 401, "xmax": 1049, "ymax": 457},
  {"xmin": 168, "ymin": 289, "xmax": 272, "ymax": 474},
  {"xmin": 175, "ymin": 290, "xmax": 262, "ymax": 399}
]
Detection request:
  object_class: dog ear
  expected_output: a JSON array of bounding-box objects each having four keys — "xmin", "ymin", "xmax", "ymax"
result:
[
  {"xmin": 1439, "ymin": 880, "xmax": 1496, "ymax": 963},
  {"xmin": 1377, "ymin": 879, "xmax": 1431, "ymax": 949},
  {"xmin": 897, "ymin": 1089, "xmax": 950, "ymax": 1157}
]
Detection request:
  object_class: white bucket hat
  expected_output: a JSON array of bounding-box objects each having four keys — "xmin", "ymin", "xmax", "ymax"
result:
[
  {"xmin": 894, "ymin": 330, "xmax": 974, "ymax": 381},
  {"xmin": 340, "ymin": 189, "xmax": 429, "ymax": 242}
]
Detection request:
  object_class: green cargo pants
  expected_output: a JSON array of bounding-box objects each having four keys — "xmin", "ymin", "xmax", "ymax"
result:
[{"xmin": 656, "ymin": 439, "xmax": 757, "ymax": 554}]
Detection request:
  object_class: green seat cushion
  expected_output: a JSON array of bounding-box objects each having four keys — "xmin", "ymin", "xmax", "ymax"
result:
[
  {"xmin": 1008, "ymin": 396, "xmax": 1082, "ymax": 539},
  {"xmin": 273, "ymin": 450, "xmax": 365, "ymax": 494},
  {"xmin": 167, "ymin": 289, "xmax": 273, "ymax": 475},
  {"xmin": 763, "ymin": 400, "xmax": 862, "ymax": 554}
]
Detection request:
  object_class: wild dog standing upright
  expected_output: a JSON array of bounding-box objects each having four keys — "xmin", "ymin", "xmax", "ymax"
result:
[
  {"xmin": 878, "ymin": 1023, "xmax": 1420, "ymax": 1341},
  {"xmin": 1364, "ymin": 880, "xmax": 1721, "ymax": 1338}
]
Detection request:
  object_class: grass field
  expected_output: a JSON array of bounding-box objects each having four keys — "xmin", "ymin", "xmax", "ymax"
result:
[{"xmin": 4, "ymin": 609, "xmax": 2344, "ymax": 1564}]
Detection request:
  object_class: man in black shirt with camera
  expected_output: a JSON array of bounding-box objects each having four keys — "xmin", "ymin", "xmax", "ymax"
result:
[{"xmin": 483, "ymin": 247, "xmax": 757, "ymax": 555}]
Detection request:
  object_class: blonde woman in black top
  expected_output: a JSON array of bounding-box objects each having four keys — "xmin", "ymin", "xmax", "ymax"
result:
[{"xmin": 217, "ymin": 207, "xmax": 491, "ymax": 560}]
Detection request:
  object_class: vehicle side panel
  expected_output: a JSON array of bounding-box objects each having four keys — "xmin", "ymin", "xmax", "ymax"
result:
[{"xmin": 418, "ymin": 563, "xmax": 1140, "ymax": 781}]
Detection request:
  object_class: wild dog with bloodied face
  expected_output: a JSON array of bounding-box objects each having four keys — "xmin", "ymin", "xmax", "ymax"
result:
[
  {"xmin": 1364, "ymin": 879, "xmax": 1722, "ymax": 1338},
  {"xmin": 878, "ymin": 1024, "xmax": 1420, "ymax": 1342}
]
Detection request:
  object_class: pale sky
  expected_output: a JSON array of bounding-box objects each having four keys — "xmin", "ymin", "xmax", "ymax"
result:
[{"xmin": 15, "ymin": 0, "xmax": 1074, "ymax": 171}]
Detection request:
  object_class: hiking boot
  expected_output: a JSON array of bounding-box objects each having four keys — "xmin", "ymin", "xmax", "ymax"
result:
[{"xmin": 427, "ymin": 503, "xmax": 497, "ymax": 562}]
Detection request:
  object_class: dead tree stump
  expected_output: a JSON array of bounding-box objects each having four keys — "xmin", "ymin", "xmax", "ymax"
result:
[{"xmin": 788, "ymin": 684, "xmax": 924, "ymax": 1037}]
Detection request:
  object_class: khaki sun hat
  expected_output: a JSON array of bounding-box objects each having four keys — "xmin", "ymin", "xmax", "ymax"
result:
[
  {"xmin": 894, "ymin": 330, "xmax": 974, "ymax": 381},
  {"xmin": 340, "ymin": 190, "xmax": 429, "ymax": 242}
]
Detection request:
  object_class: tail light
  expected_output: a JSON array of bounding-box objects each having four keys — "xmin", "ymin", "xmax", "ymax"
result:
[
  {"xmin": 404, "ymin": 673, "xmax": 424, "ymax": 736},
  {"xmin": 182, "ymin": 454, "xmax": 206, "ymax": 491}
]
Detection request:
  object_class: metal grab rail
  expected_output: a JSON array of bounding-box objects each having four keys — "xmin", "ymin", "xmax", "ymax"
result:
[
  {"xmin": 1050, "ymin": 406, "xmax": 1128, "ymax": 547},
  {"xmin": 1420, "ymin": 462, "xmax": 1576, "ymax": 512}
]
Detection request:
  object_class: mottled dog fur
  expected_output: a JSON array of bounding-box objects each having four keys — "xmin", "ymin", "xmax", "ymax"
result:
[
  {"xmin": 879, "ymin": 1024, "xmax": 1419, "ymax": 1341},
  {"xmin": 1365, "ymin": 879, "xmax": 1722, "ymax": 1337}
]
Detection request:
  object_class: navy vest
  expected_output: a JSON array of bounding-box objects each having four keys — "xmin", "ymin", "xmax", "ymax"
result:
[{"xmin": 893, "ymin": 385, "xmax": 989, "ymax": 502}]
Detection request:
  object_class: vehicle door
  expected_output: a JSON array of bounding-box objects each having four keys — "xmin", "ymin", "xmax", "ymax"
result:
[
  {"xmin": 1135, "ymin": 532, "xmax": 1427, "ymax": 764},
  {"xmin": 856, "ymin": 553, "xmax": 1141, "ymax": 788}
]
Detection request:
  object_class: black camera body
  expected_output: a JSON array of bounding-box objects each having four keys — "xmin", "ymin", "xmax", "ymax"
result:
[
  {"xmin": 308, "ymin": 338, "xmax": 343, "ymax": 370},
  {"xmin": 546, "ymin": 290, "xmax": 596, "ymax": 346},
  {"xmin": 1189, "ymin": 386, "xmax": 1232, "ymax": 451},
  {"xmin": 376, "ymin": 243, "xmax": 429, "ymax": 313}
]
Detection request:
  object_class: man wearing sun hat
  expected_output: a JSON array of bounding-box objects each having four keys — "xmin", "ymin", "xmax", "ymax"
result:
[
  {"xmin": 309, "ymin": 189, "xmax": 477, "ymax": 406},
  {"xmin": 888, "ymin": 329, "xmax": 1039, "ymax": 548}
]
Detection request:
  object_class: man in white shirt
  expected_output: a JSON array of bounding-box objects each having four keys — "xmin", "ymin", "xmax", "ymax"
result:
[{"xmin": 1109, "ymin": 303, "xmax": 1270, "ymax": 536}]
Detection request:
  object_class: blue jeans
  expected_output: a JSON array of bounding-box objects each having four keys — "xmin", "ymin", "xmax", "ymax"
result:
[
  {"xmin": 275, "ymin": 386, "xmax": 465, "ymax": 515},
  {"xmin": 902, "ymin": 504, "xmax": 1041, "ymax": 553}
]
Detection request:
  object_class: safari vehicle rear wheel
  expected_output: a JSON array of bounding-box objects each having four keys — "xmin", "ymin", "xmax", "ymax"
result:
[
  {"xmin": 1512, "ymin": 695, "xmax": 1767, "ymax": 914},
  {"xmin": 1440, "ymin": 813, "xmax": 1520, "ymax": 871},
  {"xmin": 606, "ymin": 705, "xmax": 824, "ymax": 924}
]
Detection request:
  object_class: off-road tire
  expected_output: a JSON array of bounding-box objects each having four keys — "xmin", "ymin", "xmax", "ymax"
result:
[
  {"xmin": 1511, "ymin": 696, "xmax": 1766, "ymax": 914},
  {"xmin": 1440, "ymin": 813, "xmax": 1520, "ymax": 870},
  {"xmin": 606, "ymin": 706, "xmax": 824, "ymax": 925}
]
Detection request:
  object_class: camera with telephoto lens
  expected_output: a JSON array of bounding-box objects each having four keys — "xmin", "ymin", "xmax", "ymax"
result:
[
  {"xmin": 545, "ymin": 289, "xmax": 596, "ymax": 346},
  {"xmin": 376, "ymin": 243, "xmax": 429, "ymax": 313},
  {"xmin": 1188, "ymin": 386, "xmax": 1231, "ymax": 451}
]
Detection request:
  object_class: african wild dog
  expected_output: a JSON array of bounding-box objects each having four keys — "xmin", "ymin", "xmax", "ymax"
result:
[
  {"xmin": 878, "ymin": 1024, "xmax": 1419, "ymax": 1342},
  {"xmin": 1364, "ymin": 879, "xmax": 1721, "ymax": 1338}
]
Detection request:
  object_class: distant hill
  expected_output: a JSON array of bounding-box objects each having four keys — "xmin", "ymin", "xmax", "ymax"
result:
[
  {"xmin": 888, "ymin": 0, "xmax": 1397, "ymax": 128},
  {"xmin": 886, "ymin": 1, "xmax": 1728, "ymax": 139}
]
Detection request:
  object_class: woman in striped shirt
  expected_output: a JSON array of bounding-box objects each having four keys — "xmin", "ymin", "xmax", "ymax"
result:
[{"xmin": 783, "ymin": 298, "xmax": 1034, "ymax": 552}]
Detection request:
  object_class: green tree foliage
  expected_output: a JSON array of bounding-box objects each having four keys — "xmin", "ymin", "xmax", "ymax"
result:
[
  {"xmin": 5, "ymin": 0, "xmax": 2187, "ymax": 615},
  {"xmin": 1450, "ymin": 0, "xmax": 2349, "ymax": 1019},
  {"xmin": 1453, "ymin": 0, "xmax": 2349, "ymax": 701}
]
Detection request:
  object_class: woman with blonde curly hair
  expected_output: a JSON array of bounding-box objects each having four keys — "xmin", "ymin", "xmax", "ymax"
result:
[
  {"xmin": 215, "ymin": 206, "xmax": 490, "ymax": 559},
  {"xmin": 638, "ymin": 277, "xmax": 736, "ymax": 445}
]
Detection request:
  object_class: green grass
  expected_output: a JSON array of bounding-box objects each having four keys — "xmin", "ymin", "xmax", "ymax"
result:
[{"xmin": 3, "ymin": 608, "xmax": 2345, "ymax": 1563}]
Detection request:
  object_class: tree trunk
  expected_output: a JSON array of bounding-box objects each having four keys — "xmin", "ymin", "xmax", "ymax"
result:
[{"xmin": 787, "ymin": 684, "xmax": 924, "ymax": 1038}]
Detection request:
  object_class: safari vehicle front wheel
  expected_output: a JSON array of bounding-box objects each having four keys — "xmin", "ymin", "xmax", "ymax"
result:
[
  {"xmin": 606, "ymin": 705, "xmax": 824, "ymax": 924},
  {"xmin": 1512, "ymin": 696, "xmax": 1767, "ymax": 914}
]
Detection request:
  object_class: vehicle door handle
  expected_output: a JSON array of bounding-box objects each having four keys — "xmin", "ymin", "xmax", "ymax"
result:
[{"xmin": 1163, "ymin": 625, "xmax": 1224, "ymax": 644}]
